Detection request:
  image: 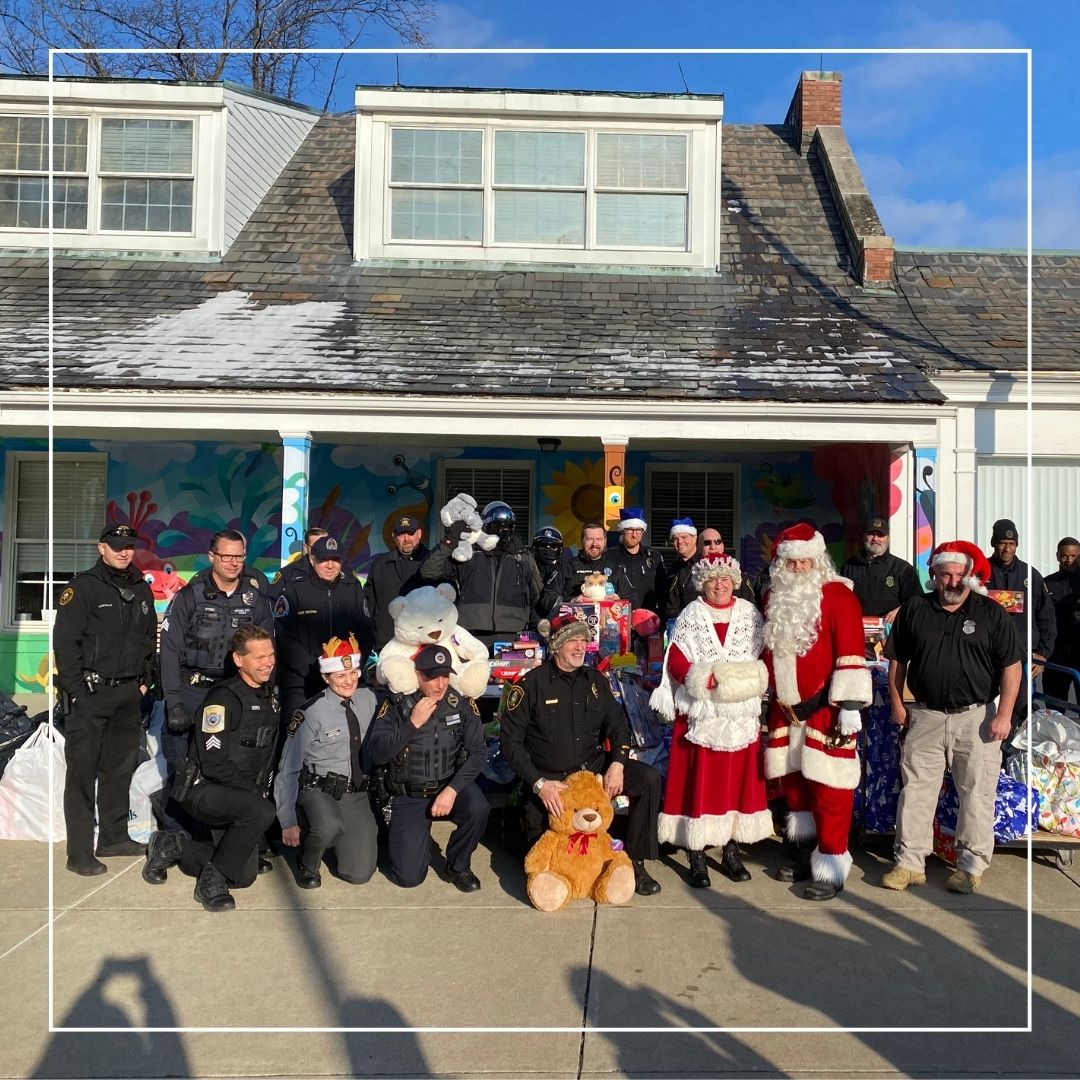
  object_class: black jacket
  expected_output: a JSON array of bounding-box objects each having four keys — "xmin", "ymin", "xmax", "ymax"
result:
[
  {"xmin": 188, "ymin": 676, "xmax": 279, "ymax": 793},
  {"xmin": 555, "ymin": 549, "xmax": 610, "ymax": 603},
  {"xmin": 53, "ymin": 559, "xmax": 156, "ymax": 697},
  {"xmin": 988, "ymin": 556, "xmax": 1056, "ymax": 658},
  {"xmin": 605, "ymin": 544, "xmax": 663, "ymax": 611},
  {"xmin": 840, "ymin": 550, "xmax": 923, "ymax": 617},
  {"xmin": 363, "ymin": 544, "xmax": 429, "ymax": 650}
]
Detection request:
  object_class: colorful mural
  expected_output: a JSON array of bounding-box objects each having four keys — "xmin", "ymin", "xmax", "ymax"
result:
[{"xmin": 914, "ymin": 447, "xmax": 937, "ymax": 587}]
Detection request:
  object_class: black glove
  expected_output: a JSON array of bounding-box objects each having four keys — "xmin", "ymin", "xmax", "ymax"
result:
[
  {"xmin": 166, "ymin": 702, "xmax": 193, "ymax": 734},
  {"xmin": 444, "ymin": 520, "xmax": 470, "ymax": 546}
]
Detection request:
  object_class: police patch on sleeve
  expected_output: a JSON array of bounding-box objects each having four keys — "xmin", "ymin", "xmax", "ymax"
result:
[
  {"xmin": 287, "ymin": 710, "xmax": 306, "ymax": 737},
  {"xmin": 505, "ymin": 684, "xmax": 524, "ymax": 712},
  {"xmin": 273, "ymin": 594, "xmax": 289, "ymax": 618},
  {"xmin": 201, "ymin": 705, "xmax": 226, "ymax": 733},
  {"xmin": 59, "ymin": 587, "xmax": 74, "ymax": 606}
]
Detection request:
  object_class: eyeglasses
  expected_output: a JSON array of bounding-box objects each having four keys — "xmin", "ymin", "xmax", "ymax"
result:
[
  {"xmin": 702, "ymin": 539, "xmax": 724, "ymax": 547},
  {"xmin": 211, "ymin": 552, "xmax": 245, "ymax": 563}
]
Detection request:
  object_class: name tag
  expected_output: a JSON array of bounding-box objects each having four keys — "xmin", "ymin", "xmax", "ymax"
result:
[
  {"xmin": 545, "ymin": 698, "xmax": 559, "ymax": 705},
  {"xmin": 445, "ymin": 713, "xmax": 461, "ymax": 726}
]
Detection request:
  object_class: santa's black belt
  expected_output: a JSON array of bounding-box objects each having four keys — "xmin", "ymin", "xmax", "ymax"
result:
[{"xmin": 778, "ymin": 686, "xmax": 830, "ymax": 725}]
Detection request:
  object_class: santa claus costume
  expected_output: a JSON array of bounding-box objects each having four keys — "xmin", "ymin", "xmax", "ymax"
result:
[
  {"xmin": 762, "ymin": 523, "xmax": 872, "ymax": 901},
  {"xmin": 651, "ymin": 553, "xmax": 773, "ymax": 888}
]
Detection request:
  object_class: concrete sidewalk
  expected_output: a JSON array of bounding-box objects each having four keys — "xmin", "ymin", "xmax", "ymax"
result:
[{"xmin": 1, "ymin": 827, "xmax": 1078, "ymax": 1078}]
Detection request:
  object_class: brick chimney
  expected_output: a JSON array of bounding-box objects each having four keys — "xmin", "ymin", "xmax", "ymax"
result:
[{"xmin": 785, "ymin": 71, "xmax": 842, "ymax": 149}]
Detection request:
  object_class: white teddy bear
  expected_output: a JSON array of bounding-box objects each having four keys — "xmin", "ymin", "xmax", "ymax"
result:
[
  {"xmin": 440, "ymin": 492, "xmax": 499, "ymax": 563},
  {"xmin": 376, "ymin": 583, "xmax": 491, "ymax": 699}
]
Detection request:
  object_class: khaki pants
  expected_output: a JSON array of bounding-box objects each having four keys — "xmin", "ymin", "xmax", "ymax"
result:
[{"xmin": 894, "ymin": 702, "xmax": 1000, "ymax": 876}]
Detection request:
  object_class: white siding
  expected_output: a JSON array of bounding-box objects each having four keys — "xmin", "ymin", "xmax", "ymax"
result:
[
  {"xmin": 977, "ymin": 457, "xmax": 1080, "ymax": 576},
  {"xmin": 222, "ymin": 89, "xmax": 318, "ymax": 251}
]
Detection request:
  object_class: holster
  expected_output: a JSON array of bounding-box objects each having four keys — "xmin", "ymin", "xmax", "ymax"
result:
[
  {"xmin": 59, "ymin": 689, "xmax": 73, "ymax": 718},
  {"xmin": 324, "ymin": 771, "xmax": 349, "ymax": 800},
  {"xmin": 172, "ymin": 758, "xmax": 201, "ymax": 803}
]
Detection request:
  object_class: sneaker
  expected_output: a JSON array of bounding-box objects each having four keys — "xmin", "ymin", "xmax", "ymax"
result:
[
  {"xmin": 881, "ymin": 865, "xmax": 927, "ymax": 891},
  {"xmin": 946, "ymin": 869, "xmax": 981, "ymax": 894}
]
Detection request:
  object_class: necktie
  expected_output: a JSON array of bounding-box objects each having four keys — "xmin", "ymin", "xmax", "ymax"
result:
[{"xmin": 343, "ymin": 698, "xmax": 362, "ymax": 786}]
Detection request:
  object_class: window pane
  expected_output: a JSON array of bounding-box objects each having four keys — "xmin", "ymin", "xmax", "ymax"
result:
[
  {"xmin": 444, "ymin": 465, "xmax": 532, "ymax": 541},
  {"xmin": 390, "ymin": 128, "xmax": 482, "ymax": 185},
  {"xmin": 596, "ymin": 133, "xmax": 687, "ymax": 190},
  {"xmin": 493, "ymin": 130, "xmax": 585, "ymax": 187},
  {"xmin": 596, "ymin": 193, "xmax": 686, "ymax": 247},
  {"xmin": 101, "ymin": 177, "xmax": 194, "ymax": 233},
  {"xmin": 390, "ymin": 188, "xmax": 482, "ymax": 242},
  {"xmin": 15, "ymin": 457, "xmax": 105, "ymax": 539},
  {"xmin": 494, "ymin": 190, "xmax": 584, "ymax": 245},
  {"xmin": 0, "ymin": 116, "xmax": 87, "ymax": 174},
  {"xmin": 100, "ymin": 118, "xmax": 193, "ymax": 174},
  {"xmin": 648, "ymin": 468, "xmax": 735, "ymax": 554}
]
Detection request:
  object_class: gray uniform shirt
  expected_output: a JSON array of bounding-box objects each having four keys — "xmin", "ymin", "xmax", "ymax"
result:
[{"xmin": 274, "ymin": 686, "xmax": 378, "ymax": 829}]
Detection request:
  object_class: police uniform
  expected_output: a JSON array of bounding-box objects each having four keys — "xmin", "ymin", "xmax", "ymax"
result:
[
  {"xmin": 363, "ymin": 541, "xmax": 429, "ymax": 650},
  {"xmin": 1045, "ymin": 568, "xmax": 1080, "ymax": 699},
  {"xmin": 275, "ymin": 686, "xmax": 379, "ymax": 885},
  {"xmin": 178, "ymin": 675, "xmax": 279, "ymax": 888},
  {"xmin": 840, "ymin": 550, "xmax": 922, "ymax": 617},
  {"xmin": 555, "ymin": 549, "xmax": 609, "ymax": 603},
  {"xmin": 367, "ymin": 669, "xmax": 488, "ymax": 889},
  {"xmin": 498, "ymin": 657, "xmax": 661, "ymax": 864},
  {"xmin": 606, "ymin": 544, "xmax": 662, "ymax": 612},
  {"xmin": 272, "ymin": 556, "xmax": 374, "ymax": 721},
  {"xmin": 657, "ymin": 555, "xmax": 698, "ymax": 625},
  {"xmin": 54, "ymin": 531, "xmax": 156, "ymax": 868}
]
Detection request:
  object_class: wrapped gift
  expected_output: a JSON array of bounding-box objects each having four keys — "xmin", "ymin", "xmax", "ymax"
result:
[
  {"xmin": 1007, "ymin": 708, "xmax": 1080, "ymax": 836},
  {"xmin": 856, "ymin": 665, "xmax": 902, "ymax": 832},
  {"xmin": 934, "ymin": 771, "xmax": 1041, "ymax": 844},
  {"xmin": 933, "ymin": 821, "xmax": 958, "ymax": 865}
]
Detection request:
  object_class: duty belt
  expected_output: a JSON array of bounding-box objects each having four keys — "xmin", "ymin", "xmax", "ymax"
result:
[
  {"xmin": 776, "ymin": 685, "xmax": 831, "ymax": 726},
  {"xmin": 402, "ymin": 779, "xmax": 452, "ymax": 798},
  {"xmin": 301, "ymin": 770, "xmax": 369, "ymax": 796},
  {"xmin": 85, "ymin": 671, "xmax": 139, "ymax": 687}
]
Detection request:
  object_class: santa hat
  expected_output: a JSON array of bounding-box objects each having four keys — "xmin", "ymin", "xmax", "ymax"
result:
[
  {"xmin": 618, "ymin": 507, "xmax": 647, "ymax": 532},
  {"xmin": 669, "ymin": 517, "xmax": 697, "ymax": 538},
  {"xmin": 538, "ymin": 612, "xmax": 591, "ymax": 652},
  {"xmin": 930, "ymin": 540, "xmax": 990, "ymax": 596},
  {"xmin": 773, "ymin": 522, "xmax": 827, "ymax": 561},
  {"xmin": 691, "ymin": 551, "xmax": 742, "ymax": 591},
  {"xmin": 319, "ymin": 634, "xmax": 362, "ymax": 673}
]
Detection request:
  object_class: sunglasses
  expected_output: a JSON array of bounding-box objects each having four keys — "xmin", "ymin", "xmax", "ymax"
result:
[{"xmin": 701, "ymin": 539, "xmax": 724, "ymax": 547}]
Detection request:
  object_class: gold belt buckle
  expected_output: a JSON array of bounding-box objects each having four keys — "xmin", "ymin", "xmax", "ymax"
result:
[{"xmin": 779, "ymin": 701, "xmax": 803, "ymax": 727}]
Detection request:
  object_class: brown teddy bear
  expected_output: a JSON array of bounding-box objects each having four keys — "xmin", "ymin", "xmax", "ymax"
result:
[{"xmin": 524, "ymin": 770, "xmax": 636, "ymax": 911}]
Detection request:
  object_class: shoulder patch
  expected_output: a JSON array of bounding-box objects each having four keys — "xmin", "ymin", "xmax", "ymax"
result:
[
  {"xmin": 505, "ymin": 684, "xmax": 525, "ymax": 712},
  {"xmin": 273, "ymin": 594, "xmax": 289, "ymax": 618},
  {"xmin": 447, "ymin": 692, "xmax": 459, "ymax": 707},
  {"xmin": 201, "ymin": 704, "xmax": 226, "ymax": 733},
  {"xmin": 287, "ymin": 710, "xmax": 306, "ymax": 738},
  {"xmin": 270, "ymin": 571, "xmax": 281, "ymax": 585},
  {"xmin": 376, "ymin": 699, "xmax": 390, "ymax": 720},
  {"xmin": 59, "ymin": 587, "xmax": 74, "ymax": 606},
  {"xmin": 470, "ymin": 698, "xmax": 480, "ymax": 715},
  {"xmin": 249, "ymin": 577, "xmax": 260, "ymax": 590}
]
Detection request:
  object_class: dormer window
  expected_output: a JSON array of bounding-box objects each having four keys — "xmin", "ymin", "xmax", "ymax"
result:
[
  {"xmin": 0, "ymin": 115, "xmax": 88, "ymax": 229},
  {"xmin": 357, "ymin": 88, "xmax": 722, "ymax": 269}
]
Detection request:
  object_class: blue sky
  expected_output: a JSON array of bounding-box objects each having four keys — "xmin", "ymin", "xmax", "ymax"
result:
[{"xmin": 315, "ymin": 2, "xmax": 1075, "ymax": 252}]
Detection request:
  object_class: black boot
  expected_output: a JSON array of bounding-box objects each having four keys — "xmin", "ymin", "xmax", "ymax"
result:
[
  {"xmin": 776, "ymin": 840, "xmax": 813, "ymax": 883},
  {"xmin": 687, "ymin": 849, "xmax": 711, "ymax": 889},
  {"xmin": 633, "ymin": 859, "xmax": 661, "ymax": 896},
  {"xmin": 719, "ymin": 841, "xmax": 751, "ymax": 883},
  {"xmin": 142, "ymin": 830, "xmax": 184, "ymax": 885},
  {"xmin": 194, "ymin": 863, "xmax": 235, "ymax": 912},
  {"xmin": 803, "ymin": 879, "xmax": 843, "ymax": 901}
]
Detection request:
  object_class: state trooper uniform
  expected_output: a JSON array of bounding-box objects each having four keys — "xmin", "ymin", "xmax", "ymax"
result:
[
  {"xmin": 53, "ymin": 523, "xmax": 156, "ymax": 874},
  {"xmin": 368, "ymin": 645, "xmax": 489, "ymax": 890},
  {"xmin": 275, "ymin": 638, "xmax": 379, "ymax": 888}
]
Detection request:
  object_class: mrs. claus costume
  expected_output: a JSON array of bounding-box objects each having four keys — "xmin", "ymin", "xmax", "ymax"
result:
[
  {"xmin": 761, "ymin": 523, "xmax": 871, "ymax": 901},
  {"xmin": 651, "ymin": 552, "xmax": 772, "ymax": 887}
]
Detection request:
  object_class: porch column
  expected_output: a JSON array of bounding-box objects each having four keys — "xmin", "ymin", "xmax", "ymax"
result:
[
  {"xmin": 279, "ymin": 431, "xmax": 312, "ymax": 565},
  {"xmin": 602, "ymin": 435, "xmax": 629, "ymax": 530}
]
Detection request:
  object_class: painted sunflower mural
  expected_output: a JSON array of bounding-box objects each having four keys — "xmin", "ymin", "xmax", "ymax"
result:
[{"xmin": 542, "ymin": 457, "xmax": 636, "ymax": 538}]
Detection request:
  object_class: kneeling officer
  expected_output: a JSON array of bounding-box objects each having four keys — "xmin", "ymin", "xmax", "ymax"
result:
[
  {"xmin": 368, "ymin": 644, "xmax": 489, "ymax": 891},
  {"xmin": 274, "ymin": 634, "xmax": 379, "ymax": 889}
]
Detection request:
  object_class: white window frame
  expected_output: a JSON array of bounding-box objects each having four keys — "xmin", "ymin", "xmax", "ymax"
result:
[
  {"xmin": 645, "ymin": 462, "xmax": 740, "ymax": 559},
  {"xmin": 0, "ymin": 114, "xmax": 90, "ymax": 230},
  {"xmin": 0, "ymin": 103, "xmax": 221, "ymax": 253},
  {"xmin": 3, "ymin": 450, "xmax": 108, "ymax": 631},
  {"xmin": 437, "ymin": 458, "xmax": 536, "ymax": 544},
  {"xmin": 356, "ymin": 94, "xmax": 721, "ymax": 268}
]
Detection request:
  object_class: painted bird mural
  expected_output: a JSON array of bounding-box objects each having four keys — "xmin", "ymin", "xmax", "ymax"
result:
[{"xmin": 754, "ymin": 468, "xmax": 815, "ymax": 515}]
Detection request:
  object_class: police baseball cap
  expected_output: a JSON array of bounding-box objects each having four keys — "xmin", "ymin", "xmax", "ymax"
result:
[
  {"xmin": 865, "ymin": 517, "xmax": 889, "ymax": 534},
  {"xmin": 992, "ymin": 519, "xmax": 1018, "ymax": 544},
  {"xmin": 310, "ymin": 535, "xmax": 344, "ymax": 561},
  {"xmin": 414, "ymin": 644, "xmax": 455, "ymax": 677},
  {"xmin": 392, "ymin": 515, "xmax": 421, "ymax": 535},
  {"xmin": 100, "ymin": 522, "xmax": 138, "ymax": 549}
]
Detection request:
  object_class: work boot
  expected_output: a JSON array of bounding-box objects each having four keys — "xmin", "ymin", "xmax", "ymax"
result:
[
  {"xmin": 66, "ymin": 855, "xmax": 107, "ymax": 877},
  {"xmin": 632, "ymin": 859, "xmax": 661, "ymax": 896},
  {"xmin": 257, "ymin": 858, "xmax": 274, "ymax": 875},
  {"xmin": 880, "ymin": 865, "xmax": 927, "ymax": 892},
  {"xmin": 803, "ymin": 879, "xmax": 843, "ymax": 902},
  {"xmin": 946, "ymin": 869, "xmax": 981, "ymax": 894},
  {"xmin": 194, "ymin": 863, "xmax": 235, "ymax": 912},
  {"xmin": 687, "ymin": 849, "xmax": 711, "ymax": 889},
  {"xmin": 296, "ymin": 866, "xmax": 322, "ymax": 890},
  {"xmin": 719, "ymin": 841, "xmax": 751, "ymax": 883},
  {"xmin": 142, "ymin": 830, "xmax": 184, "ymax": 885},
  {"xmin": 775, "ymin": 841, "xmax": 813, "ymax": 883},
  {"xmin": 96, "ymin": 838, "xmax": 147, "ymax": 857}
]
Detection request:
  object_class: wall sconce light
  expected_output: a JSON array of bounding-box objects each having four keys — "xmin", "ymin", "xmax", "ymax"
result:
[{"xmin": 537, "ymin": 437, "xmax": 562, "ymax": 454}]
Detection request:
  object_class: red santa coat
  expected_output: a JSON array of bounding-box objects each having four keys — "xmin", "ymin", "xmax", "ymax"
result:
[{"xmin": 763, "ymin": 580, "xmax": 871, "ymax": 791}]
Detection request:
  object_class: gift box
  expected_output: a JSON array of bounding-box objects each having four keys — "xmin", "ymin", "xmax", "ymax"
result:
[
  {"xmin": 933, "ymin": 821, "xmax": 958, "ymax": 865},
  {"xmin": 1007, "ymin": 708, "xmax": 1080, "ymax": 837},
  {"xmin": 934, "ymin": 770, "xmax": 1041, "ymax": 845},
  {"xmin": 855, "ymin": 665, "xmax": 902, "ymax": 832},
  {"xmin": 563, "ymin": 599, "xmax": 630, "ymax": 658}
]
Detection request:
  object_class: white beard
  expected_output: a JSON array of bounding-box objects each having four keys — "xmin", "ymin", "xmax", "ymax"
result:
[{"xmin": 763, "ymin": 558, "xmax": 840, "ymax": 658}]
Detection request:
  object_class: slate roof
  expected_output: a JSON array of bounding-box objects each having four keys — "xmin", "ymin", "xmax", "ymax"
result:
[{"xmin": 0, "ymin": 111, "xmax": 1075, "ymax": 401}]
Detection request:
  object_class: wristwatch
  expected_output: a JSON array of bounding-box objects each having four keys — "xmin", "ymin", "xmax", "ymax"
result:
[{"xmin": 532, "ymin": 777, "xmax": 546, "ymax": 794}]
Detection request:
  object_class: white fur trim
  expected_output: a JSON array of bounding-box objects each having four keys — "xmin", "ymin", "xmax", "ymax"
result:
[
  {"xmin": 765, "ymin": 722, "xmax": 804, "ymax": 779},
  {"xmin": 810, "ymin": 847, "xmax": 853, "ymax": 886},
  {"xmin": 785, "ymin": 810, "xmax": 817, "ymax": 842},
  {"xmin": 658, "ymin": 809, "xmax": 775, "ymax": 849},
  {"xmin": 618, "ymin": 517, "xmax": 647, "ymax": 531},
  {"xmin": 710, "ymin": 660, "xmax": 766, "ymax": 704},
  {"xmin": 829, "ymin": 665, "xmax": 872, "ymax": 707},
  {"xmin": 669, "ymin": 523, "xmax": 697, "ymax": 537},
  {"xmin": 800, "ymin": 742, "xmax": 861, "ymax": 790},
  {"xmin": 684, "ymin": 661, "xmax": 713, "ymax": 703},
  {"xmin": 963, "ymin": 575, "xmax": 989, "ymax": 596},
  {"xmin": 772, "ymin": 651, "xmax": 801, "ymax": 706},
  {"xmin": 649, "ymin": 684, "xmax": 676, "ymax": 723},
  {"xmin": 319, "ymin": 653, "xmax": 361, "ymax": 673},
  {"xmin": 775, "ymin": 532, "xmax": 826, "ymax": 560}
]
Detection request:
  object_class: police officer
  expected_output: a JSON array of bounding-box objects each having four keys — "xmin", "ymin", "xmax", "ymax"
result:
[
  {"xmin": 605, "ymin": 508, "xmax": 662, "ymax": 612},
  {"xmin": 840, "ymin": 516, "xmax": 923, "ymax": 621},
  {"xmin": 144, "ymin": 625, "xmax": 280, "ymax": 911},
  {"xmin": 270, "ymin": 526, "xmax": 329, "ymax": 589},
  {"xmin": 531, "ymin": 526, "xmax": 565, "ymax": 623},
  {"xmin": 273, "ymin": 535, "xmax": 374, "ymax": 722},
  {"xmin": 275, "ymin": 635, "xmax": 379, "ymax": 889},
  {"xmin": 1045, "ymin": 537, "xmax": 1080, "ymax": 700},
  {"xmin": 363, "ymin": 514, "xmax": 429, "ymax": 650},
  {"xmin": 54, "ymin": 522, "xmax": 156, "ymax": 876},
  {"xmin": 368, "ymin": 644, "xmax": 489, "ymax": 891},
  {"xmin": 556, "ymin": 522, "xmax": 611, "ymax": 602},
  {"xmin": 499, "ymin": 612, "xmax": 663, "ymax": 896},
  {"xmin": 420, "ymin": 500, "xmax": 542, "ymax": 653},
  {"xmin": 656, "ymin": 518, "xmax": 700, "ymax": 625}
]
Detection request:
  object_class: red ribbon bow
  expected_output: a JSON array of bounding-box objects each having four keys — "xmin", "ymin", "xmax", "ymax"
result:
[{"xmin": 566, "ymin": 831, "xmax": 594, "ymax": 856}]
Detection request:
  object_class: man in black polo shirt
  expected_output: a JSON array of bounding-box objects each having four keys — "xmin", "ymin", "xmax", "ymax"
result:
[
  {"xmin": 840, "ymin": 516, "xmax": 922, "ymax": 622},
  {"xmin": 881, "ymin": 540, "xmax": 1021, "ymax": 895}
]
